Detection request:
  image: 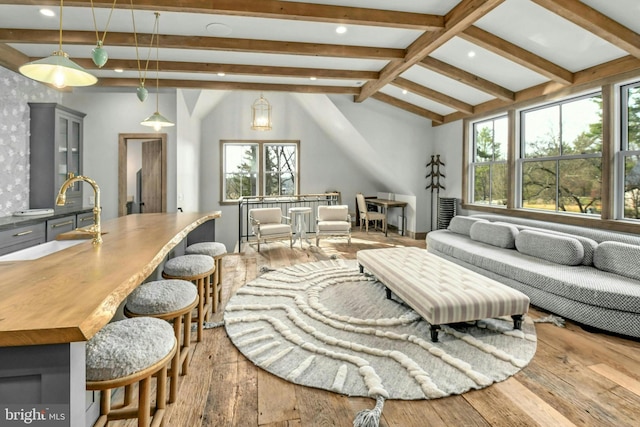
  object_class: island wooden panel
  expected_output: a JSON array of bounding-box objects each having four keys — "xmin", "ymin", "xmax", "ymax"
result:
[{"xmin": 0, "ymin": 212, "xmax": 220, "ymax": 347}]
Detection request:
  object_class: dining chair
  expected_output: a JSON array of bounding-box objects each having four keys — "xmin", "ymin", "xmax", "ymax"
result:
[{"xmin": 356, "ymin": 193, "xmax": 386, "ymax": 234}]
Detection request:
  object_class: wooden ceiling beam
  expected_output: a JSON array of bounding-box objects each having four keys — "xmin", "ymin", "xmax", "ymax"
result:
[
  {"xmin": 96, "ymin": 78, "xmax": 361, "ymax": 94},
  {"xmin": 0, "ymin": 42, "xmax": 28, "ymax": 72},
  {"xmin": 392, "ymin": 77, "xmax": 473, "ymax": 114},
  {"xmin": 0, "ymin": 29, "xmax": 404, "ymax": 60},
  {"xmin": 355, "ymin": 0, "xmax": 505, "ymax": 102},
  {"xmin": 440, "ymin": 55, "xmax": 640, "ymax": 124},
  {"xmin": 5, "ymin": 0, "xmax": 444, "ymax": 30},
  {"xmin": 460, "ymin": 26, "xmax": 574, "ymax": 85},
  {"xmin": 372, "ymin": 92, "xmax": 444, "ymax": 123},
  {"xmin": 73, "ymin": 58, "xmax": 378, "ymax": 81},
  {"xmin": 530, "ymin": 0, "xmax": 640, "ymax": 59},
  {"xmin": 419, "ymin": 57, "xmax": 515, "ymax": 101}
]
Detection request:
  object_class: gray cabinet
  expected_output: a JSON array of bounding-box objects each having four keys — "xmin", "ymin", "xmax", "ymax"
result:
[
  {"xmin": 29, "ymin": 103, "xmax": 86, "ymax": 211},
  {"xmin": 76, "ymin": 211, "xmax": 95, "ymax": 229},
  {"xmin": 46, "ymin": 215, "xmax": 77, "ymax": 241},
  {"xmin": 0, "ymin": 223, "xmax": 46, "ymax": 256}
]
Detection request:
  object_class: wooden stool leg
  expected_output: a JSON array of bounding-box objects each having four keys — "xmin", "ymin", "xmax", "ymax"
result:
[
  {"xmin": 196, "ymin": 278, "xmax": 204, "ymax": 342},
  {"xmin": 138, "ymin": 377, "xmax": 151, "ymax": 426},
  {"xmin": 182, "ymin": 310, "xmax": 192, "ymax": 375},
  {"xmin": 156, "ymin": 364, "xmax": 168, "ymax": 413},
  {"xmin": 169, "ymin": 316, "xmax": 182, "ymax": 403}
]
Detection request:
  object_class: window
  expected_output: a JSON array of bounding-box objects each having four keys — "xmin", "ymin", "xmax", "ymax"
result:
[
  {"xmin": 620, "ymin": 82, "xmax": 640, "ymax": 219},
  {"xmin": 222, "ymin": 140, "xmax": 299, "ymax": 202},
  {"xmin": 519, "ymin": 94, "xmax": 602, "ymax": 215},
  {"xmin": 471, "ymin": 116, "xmax": 508, "ymax": 206}
]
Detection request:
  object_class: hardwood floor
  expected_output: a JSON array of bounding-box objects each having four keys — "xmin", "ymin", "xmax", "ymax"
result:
[{"xmin": 110, "ymin": 231, "xmax": 640, "ymax": 427}]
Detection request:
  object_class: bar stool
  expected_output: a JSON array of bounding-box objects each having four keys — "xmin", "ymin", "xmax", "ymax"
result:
[
  {"xmin": 185, "ymin": 242, "xmax": 227, "ymax": 313},
  {"xmin": 86, "ymin": 317, "xmax": 176, "ymax": 427},
  {"xmin": 162, "ymin": 254, "xmax": 215, "ymax": 342},
  {"xmin": 124, "ymin": 279, "xmax": 198, "ymax": 404}
]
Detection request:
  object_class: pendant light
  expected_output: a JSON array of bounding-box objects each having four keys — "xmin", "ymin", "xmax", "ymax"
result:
[
  {"xmin": 89, "ymin": 0, "xmax": 118, "ymax": 68},
  {"xmin": 130, "ymin": 0, "xmax": 155, "ymax": 102},
  {"xmin": 19, "ymin": 0, "xmax": 97, "ymax": 88},
  {"xmin": 141, "ymin": 12, "xmax": 174, "ymax": 131},
  {"xmin": 251, "ymin": 94, "xmax": 272, "ymax": 131}
]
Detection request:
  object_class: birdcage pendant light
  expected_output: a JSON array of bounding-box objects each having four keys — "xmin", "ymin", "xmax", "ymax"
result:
[{"xmin": 251, "ymin": 94, "xmax": 272, "ymax": 131}]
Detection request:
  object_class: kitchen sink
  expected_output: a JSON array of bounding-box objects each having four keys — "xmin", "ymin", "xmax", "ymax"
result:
[{"xmin": 0, "ymin": 240, "xmax": 86, "ymax": 262}]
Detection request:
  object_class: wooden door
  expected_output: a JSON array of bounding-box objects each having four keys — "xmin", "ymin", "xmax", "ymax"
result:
[{"xmin": 141, "ymin": 139, "xmax": 162, "ymax": 213}]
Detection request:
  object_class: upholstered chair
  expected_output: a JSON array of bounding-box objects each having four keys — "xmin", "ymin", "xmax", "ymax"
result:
[
  {"xmin": 249, "ymin": 207, "xmax": 293, "ymax": 252},
  {"xmin": 356, "ymin": 193, "xmax": 386, "ymax": 233},
  {"xmin": 315, "ymin": 205, "xmax": 351, "ymax": 246}
]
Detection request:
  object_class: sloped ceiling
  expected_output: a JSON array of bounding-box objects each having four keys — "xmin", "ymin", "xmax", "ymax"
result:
[{"xmin": 1, "ymin": 0, "xmax": 639, "ymax": 125}]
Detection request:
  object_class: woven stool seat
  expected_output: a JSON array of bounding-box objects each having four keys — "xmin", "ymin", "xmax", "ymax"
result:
[
  {"xmin": 186, "ymin": 242, "xmax": 227, "ymax": 314},
  {"xmin": 125, "ymin": 280, "xmax": 199, "ymax": 404},
  {"xmin": 126, "ymin": 279, "xmax": 198, "ymax": 316},
  {"xmin": 162, "ymin": 255, "xmax": 215, "ymax": 342},
  {"xmin": 86, "ymin": 317, "xmax": 176, "ymax": 427}
]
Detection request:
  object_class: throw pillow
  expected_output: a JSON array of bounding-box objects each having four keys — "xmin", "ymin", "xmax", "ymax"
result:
[
  {"xmin": 448, "ymin": 216, "xmax": 488, "ymax": 236},
  {"xmin": 517, "ymin": 226, "xmax": 597, "ymax": 266},
  {"xmin": 594, "ymin": 242, "xmax": 640, "ymax": 281},
  {"xmin": 469, "ymin": 221, "xmax": 519, "ymax": 249},
  {"xmin": 515, "ymin": 230, "xmax": 584, "ymax": 266}
]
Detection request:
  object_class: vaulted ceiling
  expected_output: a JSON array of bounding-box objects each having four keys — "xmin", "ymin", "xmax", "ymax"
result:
[{"xmin": 1, "ymin": 0, "xmax": 639, "ymax": 125}]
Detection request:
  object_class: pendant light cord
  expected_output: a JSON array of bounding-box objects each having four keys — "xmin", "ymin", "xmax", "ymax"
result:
[
  {"xmin": 90, "ymin": 0, "xmax": 118, "ymax": 45},
  {"xmin": 58, "ymin": 0, "xmax": 63, "ymax": 51},
  {"xmin": 154, "ymin": 11, "xmax": 160, "ymax": 112},
  {"xmin": 131, "ymin": 2, "xmax": 157, "ymax": 87}
]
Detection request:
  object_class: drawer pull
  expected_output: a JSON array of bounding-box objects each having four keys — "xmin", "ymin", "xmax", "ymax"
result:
[
  {"xmin": 14, "ymin": 230, "xmax": 33, "ymax": 237},
  {"xmin": 51, "ymin": 220, "xmax": 74, "ymax": 228},
  {"xmin": 79, "ymin": 216, "xmax": 93, "ymax": 223}
]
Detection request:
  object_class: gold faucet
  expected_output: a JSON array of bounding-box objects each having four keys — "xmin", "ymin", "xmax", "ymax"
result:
[{"xmin": 56, "ymin": 173, "xmax": 102, "ymax": 245}]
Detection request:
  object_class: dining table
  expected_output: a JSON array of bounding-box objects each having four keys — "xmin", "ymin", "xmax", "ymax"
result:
[{"xmin": 364, "ymin": 198, "xmax": 408, "ymax": 236}]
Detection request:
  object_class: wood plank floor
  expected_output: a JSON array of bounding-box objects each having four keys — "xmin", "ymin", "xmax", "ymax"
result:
[{"xmin": 109, "ymin": 231, "xmax": 640, "ymax": 427}]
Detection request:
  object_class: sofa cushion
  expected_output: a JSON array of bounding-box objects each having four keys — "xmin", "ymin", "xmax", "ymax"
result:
[
  {"xmin": 469, "ymin": 221, "xmax": 518, "ymax": 249},
  {"xmin": 515, "ymin": 230, "xmax": 584, "ymax": 266},
  {"xmin": 594, "ymin": 242, "xmax": 640, "ymax": 281},
  {"xmin": 448, "ymin": 216, "xmax": 488, "ymax": 236},
  {"xmin": 318, "ymin": 205, "xmax": 348, "ymax": 221}
]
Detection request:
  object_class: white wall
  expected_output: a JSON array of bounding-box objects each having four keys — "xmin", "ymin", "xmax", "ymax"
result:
[
  {"xmin": 63, "ymin": 89, "xmax": 178, "ymax": 220},
  {"xmin": 176, "ymin": 89, "xmax": 201, "ymax": 212},
  {"xmin": 432, "ymin": 120, "xmax": 466, "ymax": 224},
  {"xmin": 198, "ymin": 91, "xmax": 434, "ymax": 250}
]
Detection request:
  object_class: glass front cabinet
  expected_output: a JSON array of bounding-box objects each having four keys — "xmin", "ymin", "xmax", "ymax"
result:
[{"xmin": 29, "ymin": 103, "xmax": 86, "ymax": 210}]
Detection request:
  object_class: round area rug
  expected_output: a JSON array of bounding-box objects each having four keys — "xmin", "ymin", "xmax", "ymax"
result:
[{"xmin": 224, "ymin": 259, "xmax": 537, "ymax": 400}]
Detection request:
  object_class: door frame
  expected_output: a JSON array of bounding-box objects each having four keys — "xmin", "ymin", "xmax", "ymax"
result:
[{"xmin": 118, "ymin": 133, "xmax": 167, "ymax": 217}]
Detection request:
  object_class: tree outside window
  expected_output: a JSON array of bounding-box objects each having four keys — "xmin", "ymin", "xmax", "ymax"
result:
[
  {"xmin": 621, "ymin": 84, "xmax": 640, "ymax": 219},
  {"xmin": 472, "ymin": 116, "xmax": 508, "ymax": 206},
  {"xmin": 222, "ymin": 141, "xmax": 299, "ymax": 202},
  {"xmin": 520, "ymin": 94, "xmax": 602, "ymax": 214}
]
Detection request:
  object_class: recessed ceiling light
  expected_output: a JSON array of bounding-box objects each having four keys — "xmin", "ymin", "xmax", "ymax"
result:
[
  {"xmin": 336, "ymin": 26, "xmax": 347, "ymax": 34},
  {"xmin": 309, "ymin": 77, "xmax": 317, "ymax": 81},
  {"xmin": 206, "ymin": 23, "xmax": 232, "ymax": 36},
  {"xmin": 468, "ymin": 51, "xmax": 476, "ymax": 58},
  {"xmin": 114, "ymin": 68, "xmax": 123, "ymax": 73},
  {"xmin": 217, "ymin": 72, "xmax": 226, "ymax": 77},
  {"xmin": 39, "ymin": 8, "xmax": 55, "ymax": 17}
]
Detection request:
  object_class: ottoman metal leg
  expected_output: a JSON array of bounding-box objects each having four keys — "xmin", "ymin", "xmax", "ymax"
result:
[
  {"xmin": 512, "ymin": 314, "xmax": 523, "ymax": 330},
  {"xmin": 430, "ymin": 324, "xmax": 441, "ymax": 342}
]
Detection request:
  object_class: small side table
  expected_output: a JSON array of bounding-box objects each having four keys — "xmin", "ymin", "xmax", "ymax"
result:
[{"xmin": 289, "ymin": 207, "xmax": 312, "ymax": 248}]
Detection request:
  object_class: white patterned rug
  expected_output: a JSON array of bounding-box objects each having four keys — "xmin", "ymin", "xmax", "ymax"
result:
[{"xmin": 224, "ymin": 259, "xmax": 537, "ymax": 406}]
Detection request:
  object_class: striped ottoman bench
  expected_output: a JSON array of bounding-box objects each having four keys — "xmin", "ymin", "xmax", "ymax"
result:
[{"xmin": 357, "ymin": 247, "xmax": 530, "ymax": 342}]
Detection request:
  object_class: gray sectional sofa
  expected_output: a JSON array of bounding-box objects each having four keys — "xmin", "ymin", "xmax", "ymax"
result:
[{"xmin": 427, "ymin": 214, "xmax": 640, "ymax": 339}]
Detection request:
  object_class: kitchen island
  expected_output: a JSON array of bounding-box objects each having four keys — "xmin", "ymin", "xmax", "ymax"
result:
[{"xmin": 0, "ymin": 212, "xmax": 221, "ymax": 426}]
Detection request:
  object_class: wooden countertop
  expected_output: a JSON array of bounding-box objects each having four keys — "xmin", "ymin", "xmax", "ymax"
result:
[{"xmin": 0, "ymin": 212, "xmax": 221, "ymax": 347}]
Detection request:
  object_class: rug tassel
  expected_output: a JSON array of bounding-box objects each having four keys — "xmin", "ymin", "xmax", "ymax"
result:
[
  {"xmin": 533, "ymin": 315, "xmax": 565, "ymax": 328},
  {"xmin": 353, "ymin": 396, "xmax": 385, "ymax": 427}
]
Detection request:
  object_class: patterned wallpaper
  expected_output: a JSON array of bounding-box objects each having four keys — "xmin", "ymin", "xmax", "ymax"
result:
[{"xmin": 0, "ymin": 66, "xmax": 60, "ymax": 217}]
